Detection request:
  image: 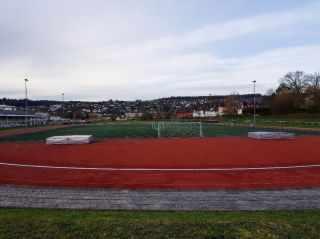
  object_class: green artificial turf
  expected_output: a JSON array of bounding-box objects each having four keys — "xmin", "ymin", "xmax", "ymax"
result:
[
  {"xmin": 0, "ymin": 122, "xmax": 319, "ymax": 142},
  {"xmin": 0, "ymin": 209, "xmax": 319, "ymax": 239},
  {"xmin": 220, "ymin": 114, "xmax": 320, "ymax": 129}
]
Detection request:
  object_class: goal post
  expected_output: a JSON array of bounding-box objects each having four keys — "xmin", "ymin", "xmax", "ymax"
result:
[{"xmin": 152, "ymin": 121, "xmax": 204, "ymax": 138}]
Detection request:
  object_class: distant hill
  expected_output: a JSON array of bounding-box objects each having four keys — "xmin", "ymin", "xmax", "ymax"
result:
[{"xmin": 0, "ymin": 94, "xmax": 263, "ymax": 107}]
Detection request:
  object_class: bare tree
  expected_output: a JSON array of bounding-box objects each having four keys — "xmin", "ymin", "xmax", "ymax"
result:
[
  {"xmin": 305, "ymin": 72, "xmax": 320, "ymax": 111},
  {"xmin": 276, "ymin": 71, "xmax": 307, "ymax": 94},
  {"xmin": 271, "ymin": 71, "xmax": 320, "ymax": 113},
  {"xmin": 264, "ymin": 88, "xmax": 276, "ymax": 115},
  {"xmin": 274, "ymin": 92, "xmax": 296, "ymax": 113},
  {"xmin": 306, "ymin": 72, "xmax": 320, "ymax": 93},
  {"xmin": 224, "ymin": 92, "xmax": 240, "ymax": 115},
  {"xmin": 265, "ymin": 88, "xmax": 275, "ymax": 96}
]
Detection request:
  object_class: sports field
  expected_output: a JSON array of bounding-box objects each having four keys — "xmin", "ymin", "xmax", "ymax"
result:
[
  {"xmin": 1, "ymin": 122, "xmax": 320, "ymax": 239},
  {"xmin": 1, "ymin": 122, "xmax": 320, "ymax": 189},
  {"xmin": 1, "ymin": 121, "xmax": 320, "ymax": 142}
]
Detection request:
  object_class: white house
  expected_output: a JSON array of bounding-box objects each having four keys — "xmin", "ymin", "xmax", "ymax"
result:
[
  {"xmin": 125, "ymin": 112, "xmax": 143, "ymax": 120},
  {"xmin": 192, "ymin": 110, "xmax": 217, "ymax": 118}
]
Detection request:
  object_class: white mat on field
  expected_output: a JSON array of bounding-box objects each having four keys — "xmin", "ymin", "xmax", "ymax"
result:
[
  {"xmin": 46, "ymin": 135, "xmax": 93, "ymax": 144},
  {"xmin": 248, "ymin": 132, "xmax": 295, "ymax": 140}
]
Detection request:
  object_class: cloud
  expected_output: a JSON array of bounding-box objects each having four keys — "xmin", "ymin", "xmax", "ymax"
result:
[
  {"xmin": 111, "ymin": 1, "xmax": 320, "ymax": 53},
  {"xmin": 0, "ymin": 1, "xmax": 320, "ymax": 100}
]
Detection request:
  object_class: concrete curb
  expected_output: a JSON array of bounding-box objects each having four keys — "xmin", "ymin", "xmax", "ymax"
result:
[{"xmin": 1, "ymin": 185, "xmax": 319, "ymax": 211}]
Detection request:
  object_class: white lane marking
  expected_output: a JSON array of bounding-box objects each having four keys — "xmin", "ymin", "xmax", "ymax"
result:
[{"xmin": 0, "ymin": 162, "xmax": 320, "ymax": 171}]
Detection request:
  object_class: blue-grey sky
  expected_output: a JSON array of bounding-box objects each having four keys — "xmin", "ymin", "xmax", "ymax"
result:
[{"xmin": 1, "ymin": 0, "xmax": 320, "ymax": 100}]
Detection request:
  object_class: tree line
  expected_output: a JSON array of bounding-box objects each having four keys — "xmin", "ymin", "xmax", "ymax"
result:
[
  {"xmin": 266, "ymin": 71, "xmax": 320, "ymax": 114},
  {"xmin": 224, "ymin": 71, "xmax": 320, "ymax": 115}
]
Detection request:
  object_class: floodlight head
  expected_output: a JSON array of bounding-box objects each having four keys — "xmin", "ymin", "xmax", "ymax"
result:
[
  {"xmin": 25, "ymin": 79, "xmax": 28, "ymax": 82},
  {"xmin": 253, "ymin": 80, "xmax": 256, "ymax": 83}
]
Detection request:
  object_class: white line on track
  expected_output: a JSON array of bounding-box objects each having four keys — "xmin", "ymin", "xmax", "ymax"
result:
[{"xmin": 1, "ymin": 162, "xmax": 320, "ymax": 171}]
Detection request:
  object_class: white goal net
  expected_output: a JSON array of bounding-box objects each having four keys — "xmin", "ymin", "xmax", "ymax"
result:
[{"xmin": 152, "ymin": 122, "xmax": 203, "ymax": 138}]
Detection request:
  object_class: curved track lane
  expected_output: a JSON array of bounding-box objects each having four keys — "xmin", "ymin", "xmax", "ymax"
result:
[{"xmin": 1, "ymin": 137, "xmax": 320, "ymax": 189}]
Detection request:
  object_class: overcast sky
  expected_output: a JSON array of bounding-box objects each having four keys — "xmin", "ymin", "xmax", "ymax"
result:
[{"xmin": 1, "ymin": 0, "xmax": 320, "ymax": 101}]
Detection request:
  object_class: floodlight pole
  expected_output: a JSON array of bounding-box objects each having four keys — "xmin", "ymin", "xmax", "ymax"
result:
[
  {"xmin": 253, "ymin": 80, "xmax": 256, "ymax": 126},
  {"xmin": 62, "ymin": 93, "xmax": 64, "ymax": 124},
  {"xmin": 24, "ymin": 79, "xmax": 28, "ymax": 128},
  {"xmin": 209, "ymin": 94, "xmax": 212, "ymax": 122}
]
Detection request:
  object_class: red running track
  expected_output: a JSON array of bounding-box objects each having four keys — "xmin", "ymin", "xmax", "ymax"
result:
[{"xmin": 1, "ymin": 137, "xmax": 320, "ymax": 189}]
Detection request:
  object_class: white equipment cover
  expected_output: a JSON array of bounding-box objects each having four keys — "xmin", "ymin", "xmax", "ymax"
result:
[
  {"xmin": 46, "ymin": 135, "xmax": 93, "ymax": 144},
  {"xmin": 248, "ymin": 131, "xmax": 295, "ymax": 140}
]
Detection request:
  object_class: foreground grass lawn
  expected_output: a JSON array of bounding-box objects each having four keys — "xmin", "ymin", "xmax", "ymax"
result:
[{"xmin": 0, "ymin": 209, "xmax": 319, "ymax": 239}]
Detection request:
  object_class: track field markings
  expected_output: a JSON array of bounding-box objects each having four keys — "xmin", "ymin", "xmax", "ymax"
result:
[{"xmin": 1, "ymin": 162, "xmax": 320, "ymax": 171}]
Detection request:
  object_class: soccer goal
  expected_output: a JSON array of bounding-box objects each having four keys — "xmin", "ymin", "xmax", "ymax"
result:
[{"xmin": 152, "ymin": 122, "xmax": 204, "ymax": 138}]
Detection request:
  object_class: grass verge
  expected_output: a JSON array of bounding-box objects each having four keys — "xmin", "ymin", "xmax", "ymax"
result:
[{"xmin": 0, "ymin": 208, "xmax": 319, "ymax": 239}]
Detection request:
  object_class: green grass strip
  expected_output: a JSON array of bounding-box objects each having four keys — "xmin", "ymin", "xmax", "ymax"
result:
[{"xmin": 0, "ymin": 208, "xmax": 319, "ymax": 239}]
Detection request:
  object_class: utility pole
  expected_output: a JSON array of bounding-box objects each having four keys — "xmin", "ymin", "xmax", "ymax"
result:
[
  {"xmin": 253, "ymin": 80, "xmax": 256, "ymax": 126},
  {"xmin": 62, "ymin": 93, "xmax": 65, "ymax": 125},
  {"xmin": 209, "ymin": 94, "xmax": 212, "ymax": 122},
  {"xmin": 24, "ymin": 79, "xmax": 28, "ymax": 128}
]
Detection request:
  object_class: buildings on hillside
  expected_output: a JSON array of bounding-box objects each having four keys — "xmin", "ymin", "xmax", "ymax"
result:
[{"xmin": 0, "ymin": 94, "xmax": 262, "ymax": 125}]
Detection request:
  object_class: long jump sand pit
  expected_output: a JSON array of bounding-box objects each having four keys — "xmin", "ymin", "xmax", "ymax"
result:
[{"xmin": 0, "ymin": 137, "xmax": 320, "ymax": 189}]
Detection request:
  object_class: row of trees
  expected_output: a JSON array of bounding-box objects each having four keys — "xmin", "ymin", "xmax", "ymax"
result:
[
  {"xmin": 223, "ymin": 71, "xmax": 320, "ymax": 115},
  {"xmin": 266, "ymin": 71, "xmax": 320, "ymax": 114}
]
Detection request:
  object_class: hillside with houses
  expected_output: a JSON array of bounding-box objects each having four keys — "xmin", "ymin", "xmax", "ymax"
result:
[{"xmin": 0, "ymin": 94, "xmax": 262, "ymax": 127}]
